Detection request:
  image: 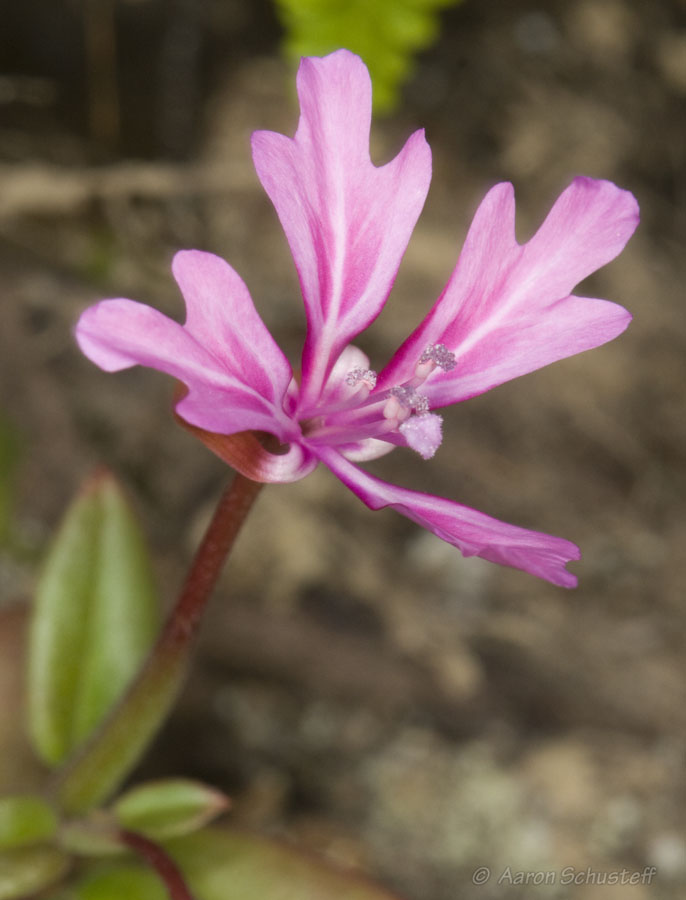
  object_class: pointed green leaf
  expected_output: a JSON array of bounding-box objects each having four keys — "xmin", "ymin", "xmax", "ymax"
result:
[
  {"xmin": 0, "ymin": 795, "xmax": 58, "ymax": 850},
  {"xmin": 27, "ymin": 471, "xmax": 160, "ymax": 766},
  {"xmin": 69, "ymin": 474, "xmax": 160, "ymax": 746},
  {"xmin": 112, "ymin": 779, "xmax": 229, "ymax": 840},
  {"xmin": 27, "ymin": 479, "xmax": 100, "ymax": 765},
  {"xmin": 0, "ymin": 845, "xmax": 70, "ymax": 899}
]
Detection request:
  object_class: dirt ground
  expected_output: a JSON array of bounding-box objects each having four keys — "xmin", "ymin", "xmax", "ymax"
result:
[{"xmin": 1, "ymin": 1, "xmax": 685, "ymax": 899}]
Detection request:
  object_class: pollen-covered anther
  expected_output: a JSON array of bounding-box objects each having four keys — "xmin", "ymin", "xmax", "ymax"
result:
[
  {"xmin": 412, "ymin": 393, "xmax": 430, "ymax": 415},
  {"xmin": 419, "ymin": 343, "xmax": 457, "ymax": 372},
  {"xmin": 384, "ymin": 386, "xmax": 430, "ymax": 421},
  {"xmin": 345, "ymin": 367, "xmax": 377, "ymax": 389}
]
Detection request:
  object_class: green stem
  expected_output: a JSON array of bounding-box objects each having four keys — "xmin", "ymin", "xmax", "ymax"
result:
[{"xmin": 52, "ymin": 473, "xmax": 262, "ymax": 814}]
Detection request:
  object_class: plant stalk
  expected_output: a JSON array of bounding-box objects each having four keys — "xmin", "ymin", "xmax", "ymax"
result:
[{"xmin": 120, "ymin": 830, "xmax": 196, "ymax": 900}]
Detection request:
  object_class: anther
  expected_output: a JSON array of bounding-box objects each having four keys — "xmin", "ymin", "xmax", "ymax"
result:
[
  {"xmin": 419, "ymin": 343, "xmax": 456, "ymax": 372},
  {"xmin": 413, "ymin": 394, "xmax": 430, "ymax": 415},
  {"xmin": 388, "ymin": 386, "xmax": 430, "ymax": 415},
  {"xmin": 345, "ymin": 367, "xmax": 377, "ymax": 389}
]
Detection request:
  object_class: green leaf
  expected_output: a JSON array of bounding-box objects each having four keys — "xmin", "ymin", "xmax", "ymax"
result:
[
  {"xmin": 0, "ymin": 795, "xmax": 58, "ymax": 850},
  {"xmin": 112, "ymin": 779, "xmax": 229, "ymax": 840},
  {"xmin": 0, "ymin": 845, "xmax": 69, "ymax": 899},
  {"xmin": 275, "ymin": 0, "xmax": 463, "ymax": 112},
  {"xmin": 170, "ymin": 829, "xmax": 405, "ymax": 900},
  {"xmin": 57, "ymin": 829, "xmax": 405, "ymax": 900},
  {"xmin": 52, "ymin": 864, "xmax": 165, "ymax": 900},
  {"xmin": 27, "ymin": 470, "xmax": 160, "ymax": 767}
]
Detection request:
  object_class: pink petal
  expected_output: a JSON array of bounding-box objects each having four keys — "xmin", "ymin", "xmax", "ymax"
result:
[
  {"xmin": 76, "ymin": 297, "xmax": 298, "ymax": 442},
  {"xmin": 173, "ymin": 250, "xmax": 293, "ymax": 412},
  {"xmin": 251, "ymin": 50, "xmax": 431, "ymax": 409},
  {"xmin": 317, "ymin": 447, "xmax": 580, "ymax": 588},
  {"xmin": 379, "ymin": 177, "xmax": 639, "ymax": 405}
]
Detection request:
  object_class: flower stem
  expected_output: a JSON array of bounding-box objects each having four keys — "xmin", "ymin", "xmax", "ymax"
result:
[
  {"xmin": 120, "ymin": 830, "xmax": 196, "ymax": 900},
  {"xmin": 52, "ymin": 473, "xmax": 262, "ymax": 814}
]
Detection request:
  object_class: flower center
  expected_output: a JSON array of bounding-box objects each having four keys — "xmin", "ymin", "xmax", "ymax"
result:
[{"xmin": 302, "ymin": 343, "xmax": 456, "ymax": 460}]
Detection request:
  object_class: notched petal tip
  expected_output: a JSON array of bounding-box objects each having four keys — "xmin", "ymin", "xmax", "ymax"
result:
[
  {"xmin": 297, "ymin": 48, "xmax": 370, "ymax": 85},
  {"xmin": 561, "ymin": 176, "xmax": 641, "ymax": 254},
  {"xmin": 75, "ymin": 301, "xmax": 145, "ymax": 372},
  {"xmin": 478, "ymin": 536, "xmax": 581, "ymax": 589},
  {"xmin": 571, "ymin": 174, "xmax": 640, "ymax": 218}
]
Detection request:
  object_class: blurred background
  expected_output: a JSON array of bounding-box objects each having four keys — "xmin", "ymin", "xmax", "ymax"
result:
[{"xmin": 1, "ymin": 1, "xmax": 685, "ymax": 898}]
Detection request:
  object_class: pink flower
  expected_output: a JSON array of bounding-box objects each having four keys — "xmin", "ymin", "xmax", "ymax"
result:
[{"xmin": 76, "ymin": 50, "xmax": 639, "ymax": 588}]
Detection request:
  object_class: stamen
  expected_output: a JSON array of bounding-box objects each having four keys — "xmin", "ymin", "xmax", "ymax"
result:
[
  {"xmin": 389, "ymin": 386, "xmax": 414, "ymax": 407},
  {"xmin": 389, "ymin": 386, "xmax": 429, "ymax": 414},
  {"xmin": 419, "ymin": 343, "xmax": 457, "ymax": 371},
  {"xmin": 413, "ymin": 394, "xmax": 430, "ymax": 415},
  {"xmin": 345, "ymin": 367, "xmax": 377, "ymax": 389},
  {"xmin": 384, "ymin": 386, "xmax": 430, "ymax": 422}
]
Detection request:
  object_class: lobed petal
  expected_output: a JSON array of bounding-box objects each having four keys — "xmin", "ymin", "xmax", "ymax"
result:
[
  {"xmin": 317, "ymin": 448, "xmax": 580, "ymax": 588},
  {"xmin": 378, "ymin": 177, "xmax": 638, "ymax": 405},
  {"xmin": 76, "ymin": 296, "xmax": 297, "ymax": 442},
  {"xmin": 173, "ymin": 250, "xmax": 294, "ymax": 414},
  {"xmin": 251, "ymin": 49, "xmax": 431, "ymax": 410}
]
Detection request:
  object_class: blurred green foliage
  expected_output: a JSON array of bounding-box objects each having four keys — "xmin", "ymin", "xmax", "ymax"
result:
[
  {"xmin": 27, "ymin": 471, "xmax": 160, "ymax": 768},
  {"xmin": 0, "ymin": 845, "xmax": 69, "ymax": 900},
  {"xmin": 44, "ymin": 828, "xmax": 403, "ymax": 900},
  {"xmin": 112, "ymin": 779, "xmax": 229, "ymax": 841},
  {"xmin": 0, "ymin": 796, "xmax": 57, "ymax": 851},
  {"xmin": 275, "ymin": 0, "xmax": 462, "ymax": 111}
]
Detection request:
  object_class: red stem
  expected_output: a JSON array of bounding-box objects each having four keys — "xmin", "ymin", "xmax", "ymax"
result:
[
  {"xmin": 165, "ymin": 472, "xmax": 263, "ymax": 645},
  {"xmin": 120, "ymin": 830, "xmax": 195, "ymax": 900}
]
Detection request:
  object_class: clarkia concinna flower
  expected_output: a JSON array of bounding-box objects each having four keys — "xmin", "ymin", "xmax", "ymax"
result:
[{"xmin": 76, "ymin": 50, "xmax": 639, "ymax": 588}]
